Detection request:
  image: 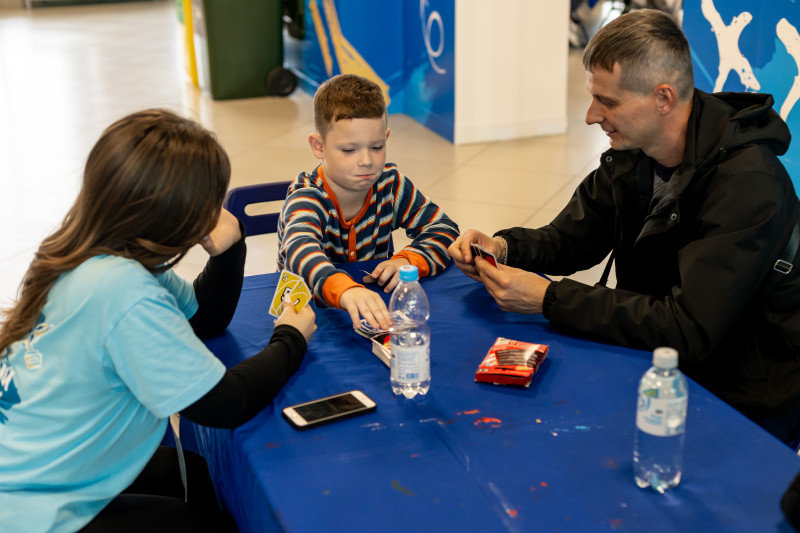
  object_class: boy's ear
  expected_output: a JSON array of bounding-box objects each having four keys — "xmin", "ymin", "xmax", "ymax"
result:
[
  {"xmin": 386, "ymin": 127, "xmax": 391, "ymax": 140},
  {"xmin": 308, "ymin": 133, "xmax": 325, "ymax": 159}
]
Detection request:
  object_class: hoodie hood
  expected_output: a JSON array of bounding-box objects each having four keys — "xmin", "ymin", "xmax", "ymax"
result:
[{"xmin": 687, "ymin": 89, "xmax": 791, "ymax": 170}]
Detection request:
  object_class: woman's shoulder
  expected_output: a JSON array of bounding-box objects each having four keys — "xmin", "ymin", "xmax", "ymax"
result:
[
  {"xmin": 36, "ymin": 256, "xmax": 176, "ymax": 340},
  {"xmin": 56, "ymin": 256, "xmax": 164, "ymax": 307},
  {"xmin": 73, "ymin": 255, "xmax": 150, "ymax": 281}
]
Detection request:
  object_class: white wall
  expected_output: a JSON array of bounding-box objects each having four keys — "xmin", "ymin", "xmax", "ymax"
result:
[{"xmin": 454, "ymin": 1, "xmax": 569, "ymax": 144}]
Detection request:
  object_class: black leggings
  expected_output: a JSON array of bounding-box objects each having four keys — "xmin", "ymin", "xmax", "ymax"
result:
[{"xmin": 80, "ymin": 446, "xmax": 238, "ymax": 532}]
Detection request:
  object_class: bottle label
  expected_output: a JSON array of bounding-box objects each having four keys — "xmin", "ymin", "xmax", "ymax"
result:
[
  {"xmin": 636, "ymin": 391, "xmax": 687, "ymax": 437},
  {"xmin": 390, "ymin": 344, "xmax": 430, "ymax": 383}
]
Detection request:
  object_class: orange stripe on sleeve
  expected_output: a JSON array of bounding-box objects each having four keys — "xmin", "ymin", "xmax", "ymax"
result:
[
  {"xmin": 321, "ymin": 272, "xmax": 364, "ymax": 308},
  {"xmin": 392, "ymin": 250, "xmax": 430, "ymax": 277}
]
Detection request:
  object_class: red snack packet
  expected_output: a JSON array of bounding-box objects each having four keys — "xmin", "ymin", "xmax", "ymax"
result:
[{"xmin": 474, "ymin": 337, "xmax": 549, "ymax": 388}]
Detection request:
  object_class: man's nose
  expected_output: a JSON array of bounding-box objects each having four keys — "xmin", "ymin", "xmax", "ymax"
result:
[{"xmin": 585, "ymin": 99, "xmax": 601, "ymax": 125}]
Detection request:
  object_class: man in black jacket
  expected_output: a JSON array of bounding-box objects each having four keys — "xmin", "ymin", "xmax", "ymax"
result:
[{"xmin": 449, "ymin": 9, "xmax": 800, "ymax": 447}]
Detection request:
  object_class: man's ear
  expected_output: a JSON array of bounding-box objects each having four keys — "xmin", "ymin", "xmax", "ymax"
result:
[
  {"xmin": 308, "ymin": 133, "xmax": 324, "ymax": 160},
  {"xmin": 655, "ymin": 83, "xmax": 678, "ymax": 116}
]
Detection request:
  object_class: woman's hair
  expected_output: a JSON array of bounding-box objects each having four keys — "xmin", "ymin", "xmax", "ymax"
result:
[
  {"xmin": 0, "ymin": 109, "xmax": 230, "ymax": 356},
  {"xmin": 583, "ymin": 9, "xmax": 694, "ymax": 101},
  {"xmin": 313, "ymin": 74, "xmax": 387, "ymax": 138}
]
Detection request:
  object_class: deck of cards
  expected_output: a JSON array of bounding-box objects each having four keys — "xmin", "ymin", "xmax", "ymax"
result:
[
  {"xmin": 269, "ymin": 270, "xmax": 312, "ymax": 318},
  {"xmin": 470, "ymin": 242, "xmax": 497, "ymax": 267},
  {"xmin": 354, "ymin": 318, "xmax": 391, "ymax": 367},
  {"xmin": 353, "ymin": 312, "xmax": 412, "ymax": 368},
  {"xmin": 475, "ymin": 337, "xmax": 549, "ymax": 387}
]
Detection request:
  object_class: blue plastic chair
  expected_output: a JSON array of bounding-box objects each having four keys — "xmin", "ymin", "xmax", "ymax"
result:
[{"xmin": 223, "ymin": 181, "xmax": 292, "ymax": 236}]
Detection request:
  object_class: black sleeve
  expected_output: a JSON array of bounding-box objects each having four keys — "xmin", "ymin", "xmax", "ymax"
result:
[
  {"xmin": 181, "ymin": 325, "xmax": 307, "ymax": 428},
  {"xmin": 783, "ymin": 471, "xmax": 800, "ymax": 530},
  {"xmin": 493, "ymin": 166, "xmax": 616, "ymax": 276},
  {"xmin": 188, "ymin": 224, "xmax": 247, "ymax": 339}
]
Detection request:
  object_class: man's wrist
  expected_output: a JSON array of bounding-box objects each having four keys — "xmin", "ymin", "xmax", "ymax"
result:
[{"xmin": 495, "ymin": 236, "xmax": 509, "ymax": 265}]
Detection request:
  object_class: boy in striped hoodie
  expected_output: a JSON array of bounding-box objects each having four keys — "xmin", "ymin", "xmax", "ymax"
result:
[{"xmin": 278, "ymin": 74, "xmax": 459, "ymax": 331}]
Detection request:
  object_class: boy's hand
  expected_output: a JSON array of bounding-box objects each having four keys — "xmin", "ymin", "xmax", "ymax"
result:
[
  {"xmin": 362, "ymin": 258, "xmax": 410, "ymax": 293},
  {"xmin": 275, "ymin": 299, "xmax": 317, "ymax": 343},
  {"xmin": 339, "ymin": 287, "xmax": 392, "ymax": 331},
  {"xmin": 200, "ymin": 208, "xmax": 242, "ymax": 257}
]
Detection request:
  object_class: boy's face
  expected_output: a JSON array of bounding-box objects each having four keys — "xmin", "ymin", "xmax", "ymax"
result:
[{"xmin": 309, "ymin": 117, "xmax": 389, "ymax": 197}]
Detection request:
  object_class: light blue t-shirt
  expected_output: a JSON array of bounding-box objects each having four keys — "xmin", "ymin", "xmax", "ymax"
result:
[{"xmin": 0, "ymin": 256, "xmax": 226, "ymax": 533}]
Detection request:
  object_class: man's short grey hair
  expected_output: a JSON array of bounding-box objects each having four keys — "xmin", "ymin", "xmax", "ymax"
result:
[{"xmin": 583, "ymin": 9, "xmax": 694, "ymax": 101}]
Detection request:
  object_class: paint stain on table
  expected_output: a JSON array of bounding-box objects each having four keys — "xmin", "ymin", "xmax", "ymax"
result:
[
  {"xmin": 473, "ymin": 417, "xmax": 502, "ymax": 428},
  {"xmin": 392, "ymin": 479, "xmax": 417, "ymax": 497}
]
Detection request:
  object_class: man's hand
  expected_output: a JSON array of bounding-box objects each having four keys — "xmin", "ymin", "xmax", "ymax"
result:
[
  {"xmin": 339, "ymin": 286, "xmax": 392, "ymax": 330},
  {"xmin": 200, "ymin": 208, "xmax": 242, "ymax": 257},
  {"xmin": 362, "ymin": 258, "xmax": 411, "ymax": 293},
  {"xmin": 475, "ymin": 257, "xmax": 550, "ymax": 314},
  {"xmin": 448, "ymin": 230, "xmax": 505, "ymax": 281}
]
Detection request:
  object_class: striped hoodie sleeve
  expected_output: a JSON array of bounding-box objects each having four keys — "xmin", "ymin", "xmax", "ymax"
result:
[
  {"xmin": 389, "ymin": 166, "xmax": 460, "ymax": 276},
  {"xmin": 277, "ymin": 172, "xmax": 360, "ymax": 307}
]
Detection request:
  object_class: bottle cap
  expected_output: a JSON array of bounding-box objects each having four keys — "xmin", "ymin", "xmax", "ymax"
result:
[
  {"xmin": 398, "ymin": 265, "xmax": 419, "ymax": 282},
  {"xmin": 652, "ymin": 347, "xmax": 679, "ymax": 369}
]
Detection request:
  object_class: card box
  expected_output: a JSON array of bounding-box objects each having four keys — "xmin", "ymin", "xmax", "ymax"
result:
[
  {"xmin": 354, "ymin": 319, "xmax": 390, "ymax": 367},
  {"xmin": 370, "ymin": 333, "xmax": 391, "ymax": 367}
]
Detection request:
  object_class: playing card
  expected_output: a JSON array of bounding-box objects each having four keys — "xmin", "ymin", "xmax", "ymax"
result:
[
  {"xmin": 470, "ymin": 242, "xmax": 497, "ymax": 267},
  {"xmin": 356, "ymin": 318, "xmax": 387, "ymax": 336},
  {"xmin": 269, "ymin": 270, "xmax": 311, "ymax": 318}
]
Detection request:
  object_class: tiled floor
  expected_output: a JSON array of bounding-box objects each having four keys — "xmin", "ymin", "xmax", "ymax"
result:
[{"xmin": 0, "ymin": 0, "xmax": 612, "ymax": 312}]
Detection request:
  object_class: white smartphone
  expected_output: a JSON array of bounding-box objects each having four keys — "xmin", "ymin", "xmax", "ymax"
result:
[{"xmin": 281, "ymin": 390, "xmax": 377, "ymax": 430}]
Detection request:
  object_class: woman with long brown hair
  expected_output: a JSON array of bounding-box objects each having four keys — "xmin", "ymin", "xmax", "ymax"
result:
[{"xmin": 0, "ymin": 109, "xmax": 315, "ymax": 532}]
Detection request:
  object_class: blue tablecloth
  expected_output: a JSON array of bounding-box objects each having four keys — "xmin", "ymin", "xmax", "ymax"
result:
[{"xmin": 199, "ymin": 261, "xmax": 800, "ymax": 532}]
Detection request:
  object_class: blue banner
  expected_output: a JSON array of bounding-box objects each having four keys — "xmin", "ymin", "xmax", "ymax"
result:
[
  {"xmin": 288, "ymin": 0, "xmax": 456, "ymax": 141},
  {"xmin": 684, "ymin": 0, "xmax": 800, "ymax": 188}
]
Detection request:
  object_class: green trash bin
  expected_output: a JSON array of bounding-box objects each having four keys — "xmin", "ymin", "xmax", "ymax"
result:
[{"xmin": 191, "ymin": 0, "xmax": 297, "ymax": 100}]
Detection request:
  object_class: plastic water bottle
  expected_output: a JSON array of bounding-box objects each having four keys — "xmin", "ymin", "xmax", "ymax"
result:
[
  {"xmin": 389, "ymin": 265, "xmax": 430, "ymax": 399},
  {"xmin": 633, "ymin": 347, "xmax": 688, "ymax": 493}
]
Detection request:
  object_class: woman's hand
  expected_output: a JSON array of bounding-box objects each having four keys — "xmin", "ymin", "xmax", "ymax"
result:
[
  {"xmin": 275, "ymin": 301, "xmax": 317, "ymax": 343},
  {"xmin": 200, "ymin": 208, "xmax": 242, "ymax": 257}
]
